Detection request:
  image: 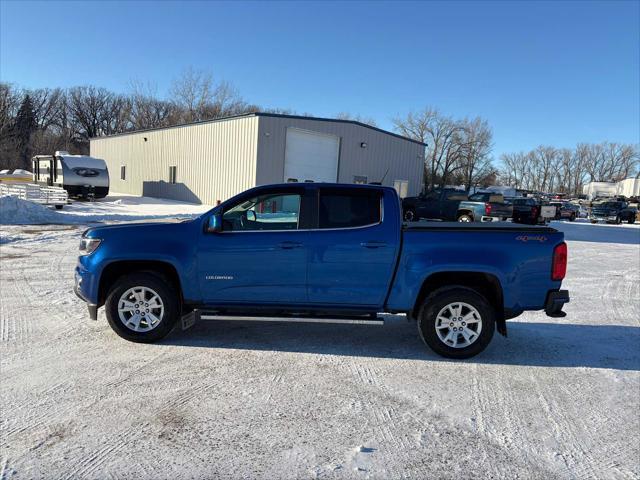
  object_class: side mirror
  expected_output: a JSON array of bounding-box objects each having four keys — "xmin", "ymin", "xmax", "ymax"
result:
[{"xmin": 206, "ymin": 213, "xmax": 223, "ymax": 233}]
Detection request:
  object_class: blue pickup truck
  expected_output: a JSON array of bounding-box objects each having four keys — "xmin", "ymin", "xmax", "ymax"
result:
[{"xmin": 75, "ymin": 183, "xmax": 569, "ymax": 359}]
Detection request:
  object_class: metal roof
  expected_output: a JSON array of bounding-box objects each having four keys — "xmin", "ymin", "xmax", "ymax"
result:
[{"xmin": 90, "ymin": 112, "xmax": 427, "ymax": 146}]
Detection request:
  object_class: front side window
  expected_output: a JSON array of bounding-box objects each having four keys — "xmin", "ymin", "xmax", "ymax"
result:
[
  {"xmin": 319, "ymin": 189, "xmax": 381, "ymax": 229},
  {"xmin": 222, "ymin": 192, "xmax": 301, "ymax": 232}
]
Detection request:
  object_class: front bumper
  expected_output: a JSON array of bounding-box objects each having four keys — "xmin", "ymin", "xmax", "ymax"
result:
[
  {"xmin": 74, "ymin": 265, "xmax": 99, "ymax": 320},
  {"xmin": 545, "ymin": 290, "xmax": 570, "ymax": 318}
]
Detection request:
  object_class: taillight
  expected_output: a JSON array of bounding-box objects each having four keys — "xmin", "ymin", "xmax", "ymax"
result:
[
  {"xmin": 484, "ymin": 202, "xmax": 492, "ymax": 215},
  {"xmin": 531, "ymin": 206, "xmax": 539, "ymax": 217},
  {"xmin": 552, "ymin": 242, "xmax": 567, "ymax": 281}
]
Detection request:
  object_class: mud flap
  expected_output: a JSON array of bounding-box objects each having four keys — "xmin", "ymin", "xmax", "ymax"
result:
[{"xmin": 181, "ymin": 309, "xmax": 200, "ymax": 331}]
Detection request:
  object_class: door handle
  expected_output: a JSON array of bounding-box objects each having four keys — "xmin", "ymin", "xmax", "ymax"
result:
[
  {"xmin": 277, "ymin": 241, "xmax": 303, "ymax": 249},
  {"xmin": 360, "ymin": 241, "xmax": 387, "ymax": 248}
]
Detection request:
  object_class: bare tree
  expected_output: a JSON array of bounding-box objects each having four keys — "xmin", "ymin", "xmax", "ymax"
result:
[
  {"xmin": 128, "ymin": 81, "xmax": 177, "ymax": 130},
  {"xmin": 170, "ymin": 67, "xmax": 215, "ymax": 123},
  {"xmin": 30, "ymin": 88, "xmax": 64, "ymax": 131},
  {"xmin": 67, "ymin": 86, "xmax": 115, "ymax": 140},
  {"xmin": 393, "ymin": 107, "xmax": 469, "ymax": 190},
  {"xmin": 456, "ymin": 117, "xmax": 493, "ymax": 190},
  {"xmin": 499, "ymin": 142, "xmax": 638, "ymax": 195}
]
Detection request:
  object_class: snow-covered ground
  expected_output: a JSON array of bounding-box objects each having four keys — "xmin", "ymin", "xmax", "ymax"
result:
[
  {"xmin": 0, "ymin": 193, "xmax": 211, "ymax": 226},
  {"xmin": 1, "ymin": 195, "xmax": 639, "ymax": 479}
]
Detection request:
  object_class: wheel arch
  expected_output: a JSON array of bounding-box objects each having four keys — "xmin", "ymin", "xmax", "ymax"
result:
[
  {"xmin": 98, "ymin": 260, "xmax": 183, "ymax": 308},
  {"xmin": 457, "ymin": 209, "xmax": 474, "ymax": 220},
  {"xmin": 411, "ymin": 271, "xmax": 506, "ymax": 336}
]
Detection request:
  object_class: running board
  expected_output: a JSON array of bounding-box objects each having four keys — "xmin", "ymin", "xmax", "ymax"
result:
[
  {"xmin": 181, "ymin": 309, "xmax": 384, "ymax": 330},
  {"xmin": 201, "ymin": 314, "xmax": 385, "ymax": 325}
]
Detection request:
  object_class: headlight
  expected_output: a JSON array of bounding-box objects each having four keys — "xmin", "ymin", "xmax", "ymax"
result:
[{"xmin": 79, "ymin": 238, "xmax": 102, "ymax": 255}]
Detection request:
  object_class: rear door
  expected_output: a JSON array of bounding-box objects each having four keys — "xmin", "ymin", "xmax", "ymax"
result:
[
  {"xmin": 442, "ymin": 190, "xmax": 468, "ymax": 220},
  {"xmin": 416, "ymin": 190, "xmax": 440, "ymax": 219},
  {"xmin": 306, "ymin": 187, "xmax": 400, "ymax": 307}
]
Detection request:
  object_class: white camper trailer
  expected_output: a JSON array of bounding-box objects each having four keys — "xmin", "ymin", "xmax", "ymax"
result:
[{"xmin": 33, "ymin": 151, "xmax": 109, "ymax": 199}]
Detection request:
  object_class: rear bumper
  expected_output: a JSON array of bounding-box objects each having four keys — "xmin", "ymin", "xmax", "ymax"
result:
[
  {"xmin": 66, "ymin": 185, "xmax": 109, "ymax": 199},
  {"xmin": 545, "ymin": 290, "xmax": 570, "ymax": 318}
]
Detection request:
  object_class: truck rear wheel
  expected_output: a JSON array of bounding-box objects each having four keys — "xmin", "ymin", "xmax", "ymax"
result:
[
  {"xmin": 457, "ymin": 213, "xmax": 473, "ymax": 222},
  {"xmin": 105, "ymin": 272, "xmax": 179, "ymax": 343},
  {"xmin": 417, "ymin": 287, "xmax": 495, "ymax": 359}
]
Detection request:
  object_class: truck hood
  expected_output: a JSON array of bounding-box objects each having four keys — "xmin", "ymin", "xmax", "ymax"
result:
[{"xmin": 83, "ymin": 218, "xmax": 196, "ymax": 238}]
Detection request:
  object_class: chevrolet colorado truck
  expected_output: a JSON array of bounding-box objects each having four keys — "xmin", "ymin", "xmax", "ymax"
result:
[
  {"xmin": 402, "ymin": 189, "xmax": 512, "ymax": 223},
  {"xmin": 75, "ymin": 183, "xmax": 569, "ymax": 359}
]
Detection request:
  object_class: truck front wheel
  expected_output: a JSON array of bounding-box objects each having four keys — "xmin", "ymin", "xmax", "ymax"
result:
[
  {"xmin": 105, "ymin": 272, "xmax": 179, "ymax": 343},
  {"xmin": 417, "ymin": 287, "xmax": 495, "ymax": 359}
]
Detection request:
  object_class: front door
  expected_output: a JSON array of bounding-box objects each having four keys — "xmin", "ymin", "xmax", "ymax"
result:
[
  {"xmin": 416, "ymin": 191, "xmax": 440, "ymax": 220},
  {"xmin": 306, "ymin": 187, "xmax": 400, "ymax": 307},
  {"xmin": 198, "ymin": 188, "xmax": 309, "ymax": 305}
]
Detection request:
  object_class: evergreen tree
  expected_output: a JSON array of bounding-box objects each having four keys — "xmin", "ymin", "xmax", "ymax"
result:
[{"xmin": 13, "ymin": 94, "xmax": 37, "ymax": 169}]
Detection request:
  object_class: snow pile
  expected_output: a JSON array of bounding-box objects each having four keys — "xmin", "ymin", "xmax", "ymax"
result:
[{"xmin": 0, "ymin": 195, "xmax": 76, "ymax": 225}]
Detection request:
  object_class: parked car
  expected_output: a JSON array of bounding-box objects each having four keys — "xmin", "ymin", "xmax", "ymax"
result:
[
  {"xmin": 549, "ymin": 201, "xmax": 578, "ymax": 221},
  {"xmin": 590, "ymin": 201, "xmax": 637, "ymax": 224},
  {"xmin": 75, "ymin": 183, "xmax": 569, "ymax": 359},
  {"xmin": 402, "ymin": 189, "xmax": 512, "ymax": 222},
  {"xmin": 510, "ymin": 197, "xmax": 556, "ymax": 225},
  {"xmin": 465, "ymin": 192, "xmax": 513, "ymax": 221}
]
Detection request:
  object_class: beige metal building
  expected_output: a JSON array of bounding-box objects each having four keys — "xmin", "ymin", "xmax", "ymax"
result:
[{"xmin": 90, "ymin": 113, "xmax": 425, "ymax": 204}]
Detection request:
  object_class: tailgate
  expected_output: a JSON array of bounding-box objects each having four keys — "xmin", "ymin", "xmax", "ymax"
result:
[{"xmin": 541, "ymin": 206, "xmax": 556, "ymax": 218}]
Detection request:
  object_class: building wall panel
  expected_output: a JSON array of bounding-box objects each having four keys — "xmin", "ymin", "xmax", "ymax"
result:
[
  {"xmin": 256, "ymin": 116, "xmax": 424, "ymax": 196},
  {"xmin": 90, "ymin": 116, "xmax": 259, "ymax": 204}
]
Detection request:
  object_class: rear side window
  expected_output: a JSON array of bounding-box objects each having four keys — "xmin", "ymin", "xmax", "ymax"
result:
[
  {"xmin": 469, "ymin": 193, "xmax": 488, "ymax": 202},
  {"xmin": 445, "ymin": 190, "xmax": 468, "ymax": 201},
  {"xmin": 319, "ymin": 189, "xmax": 381, "ymax": 229}
]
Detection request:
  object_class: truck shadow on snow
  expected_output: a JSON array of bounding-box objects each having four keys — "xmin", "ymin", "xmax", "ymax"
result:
[{"xmin": 164, "ymin": 317, "xmax": 640, "ymax": 371}]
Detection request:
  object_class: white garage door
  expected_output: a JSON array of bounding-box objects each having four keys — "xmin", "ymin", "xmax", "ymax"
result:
[{"xmin": 284, "ymin": 128, "xmax": 340, "ymax": 183}]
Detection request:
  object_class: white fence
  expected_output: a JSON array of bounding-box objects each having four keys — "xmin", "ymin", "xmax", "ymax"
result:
[{"xmin": 0, "ymin": 183, "xmax": 68, "ymax": 206}]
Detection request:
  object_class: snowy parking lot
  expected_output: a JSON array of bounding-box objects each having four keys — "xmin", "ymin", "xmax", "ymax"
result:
[{"xmin": 1, "ymin": 196, "xmax": 639, "ymax": 479}]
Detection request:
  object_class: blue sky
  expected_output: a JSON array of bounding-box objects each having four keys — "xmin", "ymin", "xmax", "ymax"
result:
[{"xmin": 1, "ymin": 0, "xmax": 638, "ymax": 158}]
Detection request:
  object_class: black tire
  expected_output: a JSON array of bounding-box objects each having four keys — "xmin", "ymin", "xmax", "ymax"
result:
[
  {"xmin": 569, "ymin": 213, "xmax": 575, "ymax": 222},
  {"xmin": 615, "ymin": 216, "xmax": 622, "ymax": 225},
  {"xmin": 55, "ymin": 205, "xmax": 63, "ymax": 210},
  {"xmin": 590, "ymin": 220, "xmax": 598, "ymax": 224},
  {"xmin": 457, "ymin": 213, "xmax": 473, "ymax": 222},
  {"xmin": 417, "ymin": 287, "xmax": 495, "ymax": 359},
  {"xmin": 105, "ymin": 272, "xmax": 179, "ymax": 343},
  {"xmin": 404, "ymin": 208, "xmax": 417, "ymax": 222}
]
